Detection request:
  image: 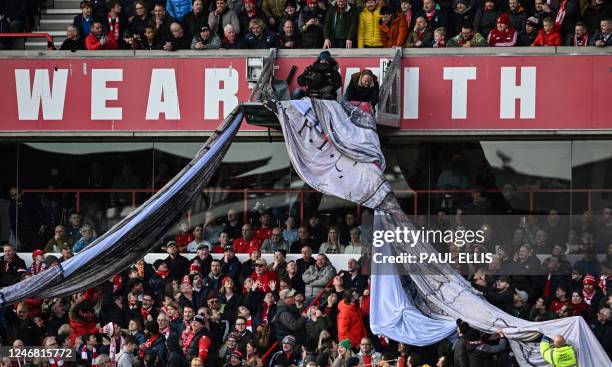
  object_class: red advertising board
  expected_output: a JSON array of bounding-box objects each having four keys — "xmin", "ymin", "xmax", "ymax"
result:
[{"xmin": 0, "ymin": 55, "xmax": 609, "ymax": 132}]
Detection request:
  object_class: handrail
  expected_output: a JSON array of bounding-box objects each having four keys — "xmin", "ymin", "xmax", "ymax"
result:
[
  {"xmin": 260, "ymin": 276, "xmax": 336, "ymax": 363},
  {"xmin": 0, "ymin": 33, "xmax": 56, "ymax": 50}
]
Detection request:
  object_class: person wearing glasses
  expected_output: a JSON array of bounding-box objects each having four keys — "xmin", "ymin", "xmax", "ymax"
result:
[
  {"xmin": 357, "ymin": 337, "xmax": 382, "ymax": 367},
  {"xmin": 73, "ymin": 224, "xmax": 96, "ymax": 253},
  {"xmin": 269, "ymin": 335, "xmax": 302, "ymax": 367}
]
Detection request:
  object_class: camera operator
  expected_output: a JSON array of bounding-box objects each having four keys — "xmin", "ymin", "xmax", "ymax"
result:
[{"xmin": 293, "ymin": 51, "xmax": 342, "ymax": 100}]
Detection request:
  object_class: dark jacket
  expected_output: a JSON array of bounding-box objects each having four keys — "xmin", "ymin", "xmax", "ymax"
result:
[
  {"xmin": 244, "ymin": 30, "xmax": 278, "ymax": 48},
  {"xmin": 517, "ymin": 30, "xmax": 537, "ymax": 45},
  {"xmin": 273, "ymin": 303, "xmax": 306, "ymax": 341},
  {"xmin": 239, "ymin": 11, "xmax": 268, "ymax": 39},
  {"xmin": 60, "ymin": 37, "xmax": 85, "ymax": 51},
  {"xmin": 0, "ymin": 255, "xmax": 27, "ymax": 287},
  {"xmin": 165, "ymin": 254, "xmax": 190, "ymax": 281},
  {"xmin": 344, "ymin": 71, "xmax": 379, "ymax": 107},
  {"xmin": 453, "ymin": 335, "xmax": 470, "ymax": 367},
  {"xmin": 473, "ymin": 7, "xmax": 501, "ymax": 38},
  {"xmin": 73, "ymin": 14, "xmax": 97, "ymax": 37},
  {"xmin": 299, "ymin": 6, "xmax": 326, "ymax": 48},
  {"xmin": 297, "ymin": 60, "xmax": 342, "ymax": 100},
  {"xmin": 323, "ymin": 4, "xmax": 358, "ymax": 42},
  {"xmin": 143, "ymin": 334, "xmax": 168, "ymax": 367},
  {"xmin": 130, "ymin": 14, "xmax": 153, "ymax": 36},
  {"xmin": 590, "ymin": 31, "xmax": 612, "ymax": 46},
  {"xmin": 279, "ymin": 32, "xmax": 303, "ymax": 48},
  {"xmin": 508, "ymin": 7, "xmax": 528, "ymax": 33},
  {"xmin": 182, "ymin": 10, "xmax": 209, "ymax": 36},
  {"xmin": 166, "ymin": 33, "xmax": 193, "ymax": 50},
  {"xmin": 593, "ymin": 320, "xmax": 612, "ymax": 360},
  {"xmin": 415, "ymin": 7, "xmax": 449, "ymax": 30},
  {"xmin": 449, "ymin": 7, "xmax": 475, "ymax": 37}
]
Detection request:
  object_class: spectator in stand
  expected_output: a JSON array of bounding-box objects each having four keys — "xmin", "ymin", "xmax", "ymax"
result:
[
  {"xmin": 0, "ymin": 243, "xmax": 26, "ymax": 287},
  {"xmin": 129, "ymin": 1, "xmax": 151, "ymax": 37},
  {"xmin": 337, "ymin": 290, "xmax": 367, "ymax": 349},
  {"xmin": 233, "ymin": 224, "xmax": 262, "ymax": 253},
  {"xmin": 85, "ymin": 21, "xmax": 119, "ymax": 49},
  {"xmin": 299, "ymin": 0, "xmax": 326, "ymax": 48},
  {"xmin": 417, "ymin": 0, "xmax": 448, "ymax": 33},
  {"xmin": 143, "ymin": 320, "xmax": 168, "ymax": 365},
  {"xmin": 240, "ymin": 248, "xmax": 260, "ymax": 281},
  {"xmin": 447, "ymin": 23, "xmax": 488, "ymax": 46},
  {"xmin": 153, "ymin": 4, "xmax": 176, "ymax": 41},
  {"xmin": 584, "ymin": 0, "xmax": 611, "ymax": 37},
  {"xmin": 303, "ymin": 254, "xmax": 336, "ymax": 303},
  {"xmin": 433, "ymin": 27, "xmax": 446, "ymax": 46},
  {"xmin": 517, "ymin": 16, "xmax": 539, "ymax": 45},
  {"xmin": 565, "ymin": 21, "xmax": 589, "ymax": 45},
  {"xmin": 29, "ymin": 249, "xmax": 46, "ymax": 276},
  {"xmin": 286, "ymin": 260, "xmax": 306, "ymax": 294},
  {"xmin": 357, "ymin": 337, "xmax": 382, "ymax": 367},
  {"xmin": 279, "ymin": 19, "xmax": 302, "ymax": 48},
  {"xmin": 45, "ymin": 225, "xmax": 73, "ymax": 253},
  {"xmin": 590, "ymin": 17, "xmax": 612, "ymax": 46},
  {"xmin": 254, "ymin": 211, "xmax": 274, "ymax": 243},
  {"xmin": 209, "ymin": 0, "xmax": 241, "ymax": 38},
  {"xmin": 262, "ymin": 0, "xmax": 286, "ymax": 30},
  {"xmin": 296, "ymin": 245, "xmax": 315, "ymax": 275},
  {"xmin": 357, "ymin": 0, "xmax": 383, "ymax": 48},
  {"xmin": 507, "ymin": 0, "xmax": 527, "ymax": 32},
  {"xmin": 244, "ymin": 18, "xmax": 279, "ymax": 48},
  {"xmin": 213, "ymin": 231, "xmax": 232, "ymax": 253},
  {"xmin": 307, "ymin": 215, "xmax": 327, "ymax": 251},
  {"xmin": 344, "ymin": 69, "xmax": 379, "ymax": 110},
  {"xmin": 405, "ymin": 16, "xmax": 433, "ymax": 47},
  {"xmin": 295, "ymin": 51, "xmax": 342, "ymax": 100},
  {"xmin": 593, "ymin": 307, "xmax": 612, "ymax": 359},
  {"xmin": 167, "ymin": 0, "xmax": 192, "ymax": 21},
  {"xmin": 279, "ymin": 0, "xmax": 299, "ymax": 33},
  {"xmin": 182, "ymin": 0, "xmax": 208, "ymax": 38},
  {"xmin": 532, "ymin": 0, "xmax": 553, "ymax": 25},
  {"xmin": 449, "ymin": 0, "xmax": 474, "ymax": 37},
  {"xmin": 187, "ymin": 225, "xmax": 211, "ymax": 253},
  {"xmin": 175, "ymin": 222, "xmax": 195, "ymax": 252},
  {"xmin": 270, "ymin": 335, "xmax": 302, "ymax": 366},
  {"xmin": 221, "ymin": 246, "xmax": 241, "ymax": 281},
  {"xmin": 73, "ymin": 224, "xmax": 96, "ymax": 253},
  {"xmin": 555, "ymin": 0, "xmax": 580, "ymax": 39},
  {"xmin": 473, "ymin": 0, "xmax": 502, "ymax": 38},
  {"xmin": 582, "ymin": 274, "xmax": 604, "ymax": 312},
  {"xmin": 191, "ymin": 242, "xmax": 213, "ymax": 276},
  {"xmin": 379, "ymin": 6, "xmax": 408, "ymax": 47},
  {"xmin": 240, "ymin": 0, "xmax": 267, "ymax": 40},
  {"xmin": 340, "ymin": 258, "xmax": 368, "ymax": 293},
  {"xmin": 344, "ymin": 228, "xmax": 365, "ymax": 254},
  {"xmin": 91, "ymin": 0, "xmax": 109, "ymax": 19},
  {"xmin": 319, "ymin": 226, "xmax": 346, "ymax": 254},
  {"xmin": 532, "ymin": 16, "xmax": 561, "ymax": 45},
  {"xmin": 2, "ymin": 0, "xmax": 27, "ymax": 34},
  {"xmin": 207, "ymin": 259, "xmax": 224, "ymax": 291},
  {"xmin": 261, "ymin": 227, "xmax": 290, "ymax": 253},
  {"xmin": 290, "ymin": 227, "xmax": 314, "ymax": 253},
  {"xmin": 488, "ymin": 13, "xmax": 517, "ymax": 46},
  {"xmin": 224, "ymin": 209, "xmax": 243, "ymax": 242},
  {"xmin": 139, "ymin": 25, "xmax": 162, "ymax": 49},
  {"xmin": 251, "ymin": 258, "xmax": 278, "ymax": 293},
  {"xmin": 73, "ymin": 1, "xmax": 96, "ymax": 37},
  {"xmin": 283, "ymin": 216, "xmax": 299, "ymax": 249},
  {"xmin": 104, "ymin": 0, "xmax": 128, "ymax": 49},
  {"xmin": 400, "ymin": 0, "xmax": 414, "ymax": 30},
  {"xmin": 66, "ymin": 212, "xmax": 84, "ymax": 244},
  {"xmin": 323, "ymin": 0, "xmax": 358, "ymax": 48},
  {"xmin": 273, "ymin": 288, "xmax": 307, "ymax": 339},
  {"xmin": 165, "ymin": 241, "xmax": 190, "ymax": 281}
]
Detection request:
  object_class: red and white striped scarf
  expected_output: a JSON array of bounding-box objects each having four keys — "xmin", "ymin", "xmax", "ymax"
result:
[
  {"xmin": 29, "ymin": 261, "xmax": 46, "ymax": 275},
  {"xmin": 600, "ymin": 275, "xmax": 607, "ymax": 295},
  {"xmin": 555, "ymin": 0, "xmax": 567, "ymax": 27},
  {"xmin": 246, "ymin": 317, "xmax": 253, "ymax": 332},
  {"xmin": 82, "ymin": 345, "xmax": 98, "ymax": 367},
  {"xmin": 140, "ymin": 334, "xmax": 159, "ymax": 359},
  {"xmin": 48, "ymin": 358, "xmax": 64, "ymax": 366}
]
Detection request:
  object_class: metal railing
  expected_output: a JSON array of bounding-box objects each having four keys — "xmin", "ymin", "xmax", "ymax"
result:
[{"xmin": 0, "ymin": 32, "xmax": 56, "ymax": 50}]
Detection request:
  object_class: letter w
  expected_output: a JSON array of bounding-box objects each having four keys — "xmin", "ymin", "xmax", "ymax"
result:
[{"xmin": 15, "ymin": 69, "xmax": 68, "ymax": 120}]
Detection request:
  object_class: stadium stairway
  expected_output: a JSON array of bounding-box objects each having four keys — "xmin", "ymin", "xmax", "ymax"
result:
[{"xmin": 28, "ymin": 0, "xmax": 81, "ymax": 50}]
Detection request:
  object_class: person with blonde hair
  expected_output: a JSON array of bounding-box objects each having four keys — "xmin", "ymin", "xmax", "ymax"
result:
[
  {"xmin": 320, "ymin": 227, "xmax": 345, "ymax": 254},
  {"xmin": 244, "ymin": 18, "xmax": 278, "ymax": 48}
]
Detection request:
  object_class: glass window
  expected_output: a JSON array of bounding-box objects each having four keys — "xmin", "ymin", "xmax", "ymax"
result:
[{"xmin": 0, "ymin": 143, "xmax": 17, "ymax": 245}]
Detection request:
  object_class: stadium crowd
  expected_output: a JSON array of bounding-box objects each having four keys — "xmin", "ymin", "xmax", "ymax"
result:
[
  {"xmin": 0, "ymin": 0, "xmax": 611, "ymax": 50},
  {"xmin": 1, "ymin": 185, "xmax": 612, "ymax": 366}
]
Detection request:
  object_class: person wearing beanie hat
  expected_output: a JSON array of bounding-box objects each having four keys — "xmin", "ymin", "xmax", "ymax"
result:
[
  {"xmin": 487, "ymin": 12, "xmax": 517, "ymax": 46},
  {"xmin": 186, "ymin": 313, "xmax": 214, "ymax": 365},
  {"xmin": 228, "ymin": 349, "xmax": 244, "ymax": 366},
  {"xmin": 448, "ymin": 0, "xmax": 474, "ymax": 37},
  {"xmin": 295, "ymin": 50, "xmax": 342, "ymax": 100},
  {"xmin": 298, "ymin": 0, "xmax": 325, "ymax": 48},
  {"xmin": 582, "ymin": 274, "xmax": 604, "ymax": 311},
  {"xmin": 517, "ymin": 16, "xmax": 540, "ymax": 45},
  {"xmin": 29, "ymin": 249, "xmax": 47, "ymax": 275},
  {"xmin": 269, "ymin": 335, "xmax": 301, "ymax": 367}
]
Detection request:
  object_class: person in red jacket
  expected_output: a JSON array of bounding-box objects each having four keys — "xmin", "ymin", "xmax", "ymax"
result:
[
  {"xmin": 69, "ymin": 299, "xmax": 99, "ymax": 344},
  {"xmin": 85, "ymin": 21, "xmax": 118, "ymax": 50},
  {"xmin": 488, "ymin": 13, "xmax": 517, "ymax": 46},
  {"xmin": 250, "ymin": 258, "xmax": 278, "ymax": 293},
  {"xmin": 532, "ymin": 16, "xmax": 561, "ymax": 46},
  {"xmin": 337, "ymin": 290, "xmax": 367, "ymax": 349}
]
